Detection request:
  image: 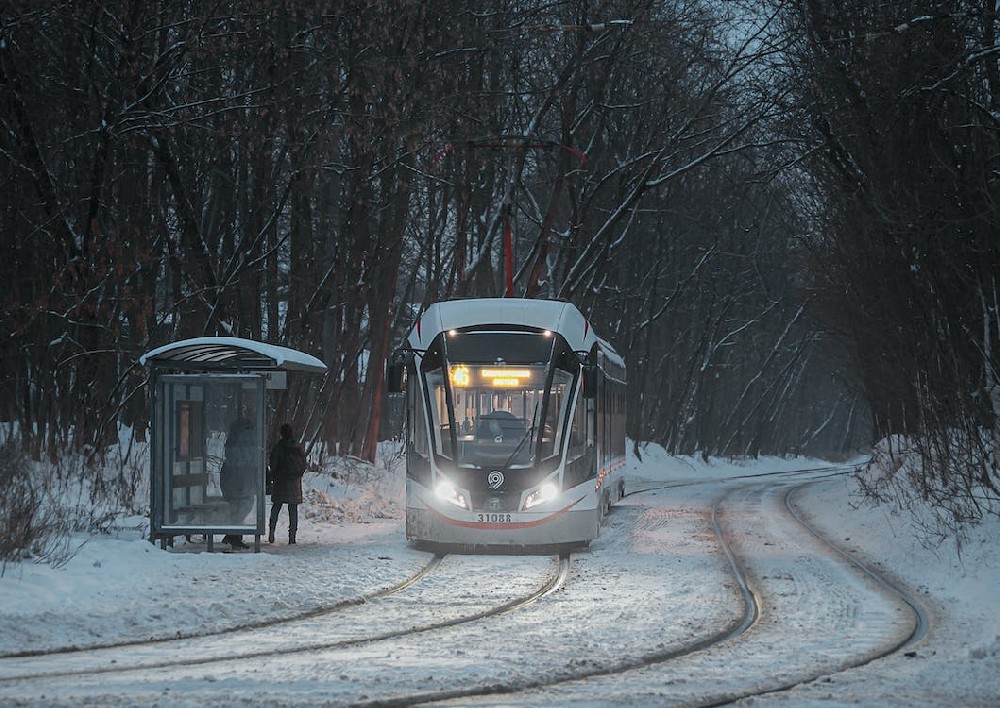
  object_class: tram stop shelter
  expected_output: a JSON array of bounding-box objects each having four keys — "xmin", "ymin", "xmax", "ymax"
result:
[{"xmin": 140, "ymin": 337, "xmax": 327, "ymax": 552}]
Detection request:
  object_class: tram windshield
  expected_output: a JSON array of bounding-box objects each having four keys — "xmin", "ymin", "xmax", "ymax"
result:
[{"xmin": 421, "ymin": 331, "xmax": 578, "ymax": 468}]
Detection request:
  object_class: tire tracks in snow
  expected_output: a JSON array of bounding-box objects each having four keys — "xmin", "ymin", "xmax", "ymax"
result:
[
  {"xmin": 695, "ymin": 479, "xmax": 931, "ymax": 706},
  {"xmin": 0, "ymin": 553, "xmax": 445, "ymax": 661},
  {"xmin": 0, "ymin": 553, "xmax": 569, "ymax": 685},
  {"xmin": 358, "ymin": 468, "xmax": 929, "ymax": 707},
  {"xmin": 465, "ymin": 471, "xmax": 930, "ymax": 708},
  {"xmin": 348, "ymin": 486, "xmax": 761, "ymax": 707}
]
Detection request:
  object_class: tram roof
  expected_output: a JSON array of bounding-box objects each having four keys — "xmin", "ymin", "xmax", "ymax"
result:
[
  {"xmin": 408, "ymin": 298, "xmax": 622, "ymax": 364},
  {"xmin": 139, "ymin": 337, "xmax": 327, "ymax": 373}
]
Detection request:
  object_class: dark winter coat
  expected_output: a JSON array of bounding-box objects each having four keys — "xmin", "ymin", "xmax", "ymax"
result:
[{"xmin": 268, "ymin": 437, "xmax": 306, "ymax": 504}]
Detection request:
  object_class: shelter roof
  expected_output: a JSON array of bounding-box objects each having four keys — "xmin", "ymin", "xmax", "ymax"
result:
[{"xmin": 139, "ymin": 337, "xmax": 327, "ymax": 373}]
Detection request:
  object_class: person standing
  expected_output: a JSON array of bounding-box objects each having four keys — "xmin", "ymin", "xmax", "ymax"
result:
[
  {"xmin": 220, "ymin": 415, "xmax": 256, "ymax": 550},
  {"xmin": 268, "ymin": 423, "xmax": 307, "ymax": 544}
]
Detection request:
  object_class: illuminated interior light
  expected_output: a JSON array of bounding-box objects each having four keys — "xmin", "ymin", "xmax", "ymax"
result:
[{"xmin": 449, "ymin": 365, "xmax": 471, "ymax": 387}]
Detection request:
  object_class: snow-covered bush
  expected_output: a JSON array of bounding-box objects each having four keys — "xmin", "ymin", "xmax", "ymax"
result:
[
  {"xmin": 0, "ymin": 441, "xmax": 76, "ymax": 570},
  {"xmin": 0, "ymin": 432, "xmax": 151, "ymax": 571},
  {"xmin": 856, "ymin": 433, "xmax": 1000, "ymax": 548},
  {"xmin": 302, "ymin": 441, "xmax": 405, "ymax": 524}
]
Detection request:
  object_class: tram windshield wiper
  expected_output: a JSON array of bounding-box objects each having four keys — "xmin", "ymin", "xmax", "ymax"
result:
[{"xmin": 501, "ymin": 402, "xmax": 538, "ymax": 469}]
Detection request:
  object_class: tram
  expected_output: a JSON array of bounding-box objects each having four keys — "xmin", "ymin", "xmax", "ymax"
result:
[{"xmin": 388, "ymin": 298, "xmax": 626, "ymax": 548}]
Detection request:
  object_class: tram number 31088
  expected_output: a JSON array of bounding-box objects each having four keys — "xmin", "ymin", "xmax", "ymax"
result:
[{"xmin": 476, "ymin": 513, "xmax": 513, "ymax": 523}]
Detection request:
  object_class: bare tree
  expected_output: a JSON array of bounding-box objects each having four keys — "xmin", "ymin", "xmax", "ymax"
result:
[
  {"xmin": 780, "ymin": 0, "xmax": 1000, "ymax": 524},
  {"xmin": 0, "ymin": 0, "xmax": 871, "ymax": 474}
]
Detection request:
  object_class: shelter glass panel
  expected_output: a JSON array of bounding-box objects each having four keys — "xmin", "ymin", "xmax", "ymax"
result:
[{"xmin": 158, "ymin": 375, "xmax": 264, "ymax": 532}]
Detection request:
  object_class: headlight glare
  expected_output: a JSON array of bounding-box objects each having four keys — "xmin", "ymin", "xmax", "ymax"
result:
[
  {"xmin": 435, "ymin": 480, "xmax": 468, "ymax": 509},
  {"xmin": 524, "ymin": 481, "xmax": 559, "ymax": 509}
]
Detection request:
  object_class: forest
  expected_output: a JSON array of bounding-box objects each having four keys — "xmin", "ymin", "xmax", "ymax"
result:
[{"xmin": 2, "ymin": 1, "xmax": 999, "ymax": 529}]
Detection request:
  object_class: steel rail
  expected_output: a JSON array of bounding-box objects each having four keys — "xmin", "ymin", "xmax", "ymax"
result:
[
  {"xmin": 0, "ymin": 554, "xmax": 445, "ymax": 661},
  {"xmin": 355, "ymin": 488, "xmax": 760, "ymax": 707},
  {"xmin": 0, "ymin": 554, "xmax": 569, "ymax": 684},
  {"xmin": 696, "ymin": 479, "xmax": 932, "ymax": 706}
]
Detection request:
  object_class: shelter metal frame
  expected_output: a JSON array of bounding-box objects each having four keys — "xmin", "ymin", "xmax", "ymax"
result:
[{"xmin": 141, "ymin": 338, "xmax": 327, "ymax": 553}]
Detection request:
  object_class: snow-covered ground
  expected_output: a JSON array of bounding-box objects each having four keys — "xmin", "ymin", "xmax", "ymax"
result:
[{"xmin": 0, "ymin": 443, "xmax": 997, "ymax": 706}]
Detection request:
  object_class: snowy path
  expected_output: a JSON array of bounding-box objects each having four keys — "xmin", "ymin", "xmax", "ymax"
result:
[
  {"xmin": 504, "ymin": 477, "xmax": 924, "ymax": 706},
  {"xmin": 0, "ymin": 468, "xmax": 949, "ymax": 706}
]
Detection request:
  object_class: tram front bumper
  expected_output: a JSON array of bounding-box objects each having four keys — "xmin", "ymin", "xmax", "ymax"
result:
[{"xmin": 405, "ymin": 493, "xmax": 599, "ymax": 546}]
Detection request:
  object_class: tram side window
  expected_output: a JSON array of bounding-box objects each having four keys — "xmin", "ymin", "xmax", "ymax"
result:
[
  {"xmin": 541, "ymin": 369, "xmax": 572, "ymax": 459},
  {"xmin": 425, "ymin": 368, "xmax": 454, "ymax": 458},
  {"xmin": 566, "ymin": 384, "xmax": 589, "ymax": 461},
  {"xmin": 616, "ymin": 387, "xmax": 626, "ymax": 457},
  {"xmin": 409, "ymin": 378, "xmax": 429, "ymax": 457}
]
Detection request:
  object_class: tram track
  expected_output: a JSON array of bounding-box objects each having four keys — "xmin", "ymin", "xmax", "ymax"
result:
[
  {"xmin": 694, "ymin": 479, "xmax": 932, "ymax": 707},
  {"xmin": 0, "ymin": 466, "xmax": 933, "ymax": 705},
  {"xmin": 623, "ymin": 463, "xmax": 854, "ymax": 497},
  {"xmin": 784, "ymin": 481, "xmax": 931, "ymax": 646},
  {"xmin": 0, "ymin": 553, "xmax": 445, "ymax": 661},
  {"xmin": 350, "ymin": 487, "xmax": 761, "ymax": 707},
  {"xmin": 354, "ymin": 468, "xmax": 928, "ymax": 707},
  {"xmin": 0, "ymin": 553, "xmax": 570, "ymax": 685}
]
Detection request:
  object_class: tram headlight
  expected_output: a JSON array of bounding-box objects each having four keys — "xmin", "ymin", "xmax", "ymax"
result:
[
  {"xmin": 524, "ymin": 481, "xmax": 559, "ymax": 510},
  {"xmin": 435, "ymin": 480, "xmax": 468, "ymax": 510}
]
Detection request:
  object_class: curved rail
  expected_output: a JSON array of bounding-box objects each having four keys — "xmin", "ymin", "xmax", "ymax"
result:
[
  {"xmin": 360, "ymin": 469, "xmax": 921, "ymax": 707},
  {"xmin": 0, "ymin": 554, "xmax": 570, "ymax": 683},
  {"xmin": 623, "ymin": 463, "xmax": 854, "ymax": 498},
  {"xmin": 353, "ymin": 489, "xmax": 760, "ymax": 707},
  {"xmin": 697, "ymin": 480, "xmax": 931, "ymax": 706},
  {"xmin": 0, "ymin": 554, "xmax": 445, "ymax": 661},
  {"xmin": 785, "ymin": 482, "xmax": 930, "ymax": 644}
]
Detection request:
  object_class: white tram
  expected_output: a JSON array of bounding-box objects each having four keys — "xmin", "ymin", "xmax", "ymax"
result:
[{"xmin": 388, "ymin": 298, "xmax": 626, "ymax": 548}]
